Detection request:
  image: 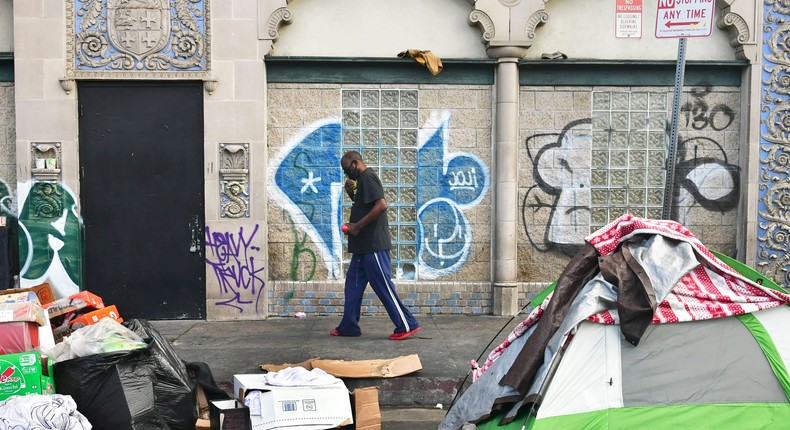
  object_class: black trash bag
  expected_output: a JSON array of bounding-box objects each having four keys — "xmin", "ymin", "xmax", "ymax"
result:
[
  {"xmin": 186, "ymin": 361, "xmax": 231, "ymax": 401},
  {"xmin": 124, "ymin": 319, "xmax": 198, "ymax": 430},
  {"xmin": 53, "ymin": 341, "xmax": 169, "ymax": 430}
]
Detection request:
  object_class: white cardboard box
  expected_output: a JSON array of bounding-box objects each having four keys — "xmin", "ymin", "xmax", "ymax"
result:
[{"xmin": 233, "ymin": 374, "xmax": 353, "ymax": 430}]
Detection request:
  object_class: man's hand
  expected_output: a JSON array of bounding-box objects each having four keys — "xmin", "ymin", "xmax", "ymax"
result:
[
  {"xmin": 346, "ymin": 222, "xmax": 361, "ymax": 236},
  {"xmin": 344, "ymin": 179, "xmax": 356, "ymax": 196}
]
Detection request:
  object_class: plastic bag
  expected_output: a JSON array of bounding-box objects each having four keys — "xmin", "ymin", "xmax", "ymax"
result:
[
  {"xmin": 53, "ymin": 340, "xmax": 168, "ymax": 430},
  {"xmin": 124, "ymin": 319, "xmax": 197, "ymax": 430},
  {"xmin": 42, "ymin": 317, "xmax": 147, "ymax": 363}
]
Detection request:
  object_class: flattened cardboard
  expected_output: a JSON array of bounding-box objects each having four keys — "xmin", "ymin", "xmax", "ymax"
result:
[
  {"xmin": 260, "ymin": 355, "xmax": 422, "ymax": 379},
  {"xmin": 311, "ymin": 355, "xmax": 422, "ymax": 378},
  {"xmin": 351, "ymin": 387, "xmax": 381, "ymax": 430}
]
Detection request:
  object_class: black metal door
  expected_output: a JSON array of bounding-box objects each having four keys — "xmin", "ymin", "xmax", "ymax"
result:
[{"xmin": 78, "ymin": 81, "xmax": 205, "ymax": 319}]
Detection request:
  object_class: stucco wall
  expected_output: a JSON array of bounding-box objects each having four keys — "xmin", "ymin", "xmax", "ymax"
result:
[{"xmin": 271, "ymin": 0, "xmax": 737, "ymax": 61}]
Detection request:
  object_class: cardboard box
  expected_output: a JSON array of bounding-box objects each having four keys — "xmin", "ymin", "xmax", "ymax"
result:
[
  {"xmin": 67, "ymin": 304, "xmax": 122, "ymax": 328},
  {"xmin": 350, "ymin": 387, "xmax": 381, "ymax": 430},
  {"xmin": 44, "ymin": 290, "xmax": 104, "ymax": 319},
  {"xmin": 209, "ymin": 399, "xmax": 252, "ymax": 430},
  {"xmin": 0, "ymin": 291, "xmax": 39, "ymax": 304},
  {"xmin": 262, "ymin": 355, "xmax": 423, "ymax": 379},
  {"xmin": 233, "ymin": 374, "xmax": 353, "ymax": 430},
  {"xmin": 0, "ymin": 301, "xmax": 47, "ymax": 326},
  {"xmin": 51, "ymin": 305, "xmax": 123, "ymax": 343},
  {"xmin": 0, "ymin": 321, "xmax": 40, "ymax": 355},
  {"xmin": 0, "ymin": 283, "xmax": 55, "ymax": 305},
  {"xmin": 0, "ymin": 351, "xmax": 55, "ymax": 401}
]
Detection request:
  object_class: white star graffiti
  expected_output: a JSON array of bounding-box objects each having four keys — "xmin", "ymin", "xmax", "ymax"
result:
[{"xmin": 300, "ymin": 171, "xmax": 321, "ymax": 194}]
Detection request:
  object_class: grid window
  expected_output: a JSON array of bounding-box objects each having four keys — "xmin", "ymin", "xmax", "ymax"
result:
[
  {"xmin": 590, "ymin": 91, "xmax": 668, "ymax": 233},
  {"xmin": 340, "ymin": 89, "xmax": 419, "ymax": 276}
]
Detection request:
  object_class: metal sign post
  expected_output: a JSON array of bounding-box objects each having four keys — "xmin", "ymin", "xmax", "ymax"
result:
[
  {"xmin": 661, "ymin": 37, "xmax": 687, "ymax": 220},
  {"xmin": 654, "ymin": 0, "xmax": 714, "ymax": 220}
]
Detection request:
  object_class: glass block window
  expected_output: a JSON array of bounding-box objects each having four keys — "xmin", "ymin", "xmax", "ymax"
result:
[
  {"xmin": 590, "ymin": 91, "xmax": 668, "ymax": 232},
  {"xmin": 341, "ymin": 89, "xmax": 419, "ymax": 277}
]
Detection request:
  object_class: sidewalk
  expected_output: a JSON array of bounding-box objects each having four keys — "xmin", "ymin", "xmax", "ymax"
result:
[{"xmin": 151, "ymin": 314, "xmax": 519, "ymax": 423}]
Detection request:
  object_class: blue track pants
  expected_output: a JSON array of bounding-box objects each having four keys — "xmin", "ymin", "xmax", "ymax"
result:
[{"xmin": 336, "ymin": 250, "xmax": 419, "ymax": 336}]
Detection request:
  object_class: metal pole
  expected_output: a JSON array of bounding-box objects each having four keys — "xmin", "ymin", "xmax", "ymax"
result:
[{"xmin": 662, "ymin": 37, "xmax": 687, "ymax": 220}]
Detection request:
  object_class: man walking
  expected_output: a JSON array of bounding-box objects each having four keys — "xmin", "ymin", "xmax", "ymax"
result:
[{"xmin": 331, "ymin": 150, "xmax": 421, "ymax": 340}]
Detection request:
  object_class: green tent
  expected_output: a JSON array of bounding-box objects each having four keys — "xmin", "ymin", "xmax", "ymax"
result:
[{"xmin": 441, "ymin": 215, "xmax": 790, "ymax": 430}]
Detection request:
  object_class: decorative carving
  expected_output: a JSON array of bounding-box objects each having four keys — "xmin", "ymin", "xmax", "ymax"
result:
[
  {"xmin": 30, "ymin": 143, "xmax": 62, "ymax": 183},
  {"xmin": 219, "ymin": 144, "xmax": 250, "ymax": 218},
  {"xmin": 59, "ymin": 78, "xmax": 75, "ymax": 94},
  {"xmin": 67, "ymin": 0, "xmax": 211, "ymax": 80},
  {"xmin": 718, "ymin": 12, "xmax": 749, "ymax": 47},
  {"xmin": 716, "ymin": 0, "xmax": 758, "ymax": 61},
  {"xmin": 468, "ymin": 10, "xmax": 495, "ymax": 43},
  {"xmin": 498, "ymin": 0, "xmax": 523, "ymax": 6},
  {"xmin": 758, "ymin": 0, "xmax": 790, "ymax": 284},
  {"xmin": 524, "ymin": 11, "xmax": 549, "ymax": 42},
  {"xmin": 267, "ymin": 7, "xmax": 293, "ymax": 40},
  {"xmin": 204, "ymin": 78, "xmax": 218, "ymax": 95},
  {"xmin": 28, "ymin": 183, "xmax": 65, "ymax": 219}
]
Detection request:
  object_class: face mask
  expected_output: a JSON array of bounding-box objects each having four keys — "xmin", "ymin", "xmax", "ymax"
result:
[{"xmin": 343, "ymin": 162, "xmax": 359, "ymax": 179}]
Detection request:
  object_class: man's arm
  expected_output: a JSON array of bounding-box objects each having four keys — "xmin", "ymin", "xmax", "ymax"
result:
[{"xmin": 346, "ymin": 198, "xmax": 387, "ymax": 236}]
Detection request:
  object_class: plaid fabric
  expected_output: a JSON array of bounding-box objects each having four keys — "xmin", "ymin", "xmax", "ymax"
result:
[{"xmin": 587, "ymin": 214, "xmax": 790, "ymax": 324}]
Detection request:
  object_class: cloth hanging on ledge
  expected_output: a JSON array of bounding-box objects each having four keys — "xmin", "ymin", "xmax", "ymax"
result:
[{"xmin": 397, "ymin": 49, "xmax": 444, "ymax": 76}]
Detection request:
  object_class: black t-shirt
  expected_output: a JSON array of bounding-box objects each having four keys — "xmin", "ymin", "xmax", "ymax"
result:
[{"xmin": 348, "ymin": 169, "xmax": 391, "ymax": 254}]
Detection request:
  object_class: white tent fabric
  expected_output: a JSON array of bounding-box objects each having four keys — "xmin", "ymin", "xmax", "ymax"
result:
[{"xmin": 536, "ymin": 323, "xmax": 623, "ymax": 419}]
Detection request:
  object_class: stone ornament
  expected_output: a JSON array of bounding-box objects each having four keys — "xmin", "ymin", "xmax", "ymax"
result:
[{"xmin": 67, "ymin": 0, "xmax": 210, "ymax": 79}]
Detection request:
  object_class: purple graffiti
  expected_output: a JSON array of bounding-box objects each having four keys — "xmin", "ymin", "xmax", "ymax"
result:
[{"xmin": 205, "ymin": 224, "xmax": 265, "ymax": 313}]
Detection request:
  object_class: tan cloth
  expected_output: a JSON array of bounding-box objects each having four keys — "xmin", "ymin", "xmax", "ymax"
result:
[{"xmin": 397, "ymin": 49, "xmax": 444, "ymax": 76}]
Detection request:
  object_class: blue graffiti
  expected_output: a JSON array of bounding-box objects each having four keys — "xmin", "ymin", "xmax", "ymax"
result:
[
  {"xmin": 268, "ymin": 113, "xmax": 489, "ymax": 279},
  {"xmin": 416, "ymin": 112, "xmax": 488, "ymax": 278},
  {"xmin": 269, "ymin": 119, "xmax": 344, "ymax": 278},
  {"xmin": 204, "ymin": 224, "xmax": 266, "ymax": 313}
]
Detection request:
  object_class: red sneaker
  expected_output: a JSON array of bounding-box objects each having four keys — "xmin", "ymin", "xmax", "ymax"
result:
[{"xmin": 388, "ymin": 326, "xmax": 421, "ymax": 341}]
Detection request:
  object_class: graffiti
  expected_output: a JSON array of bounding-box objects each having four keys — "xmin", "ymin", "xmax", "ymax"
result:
[
  {"xmin": 416, "ymin": 111, "xmax": 489, "ymax": 278},
  {"xmin": 522, "ymin": 119, "xmax": 592, "ymax": 254},
  {"xmin": 673, "ymin": 136, "xmax": 740, "ymax": 223},
  {"xmin": 523, "ymin": 118, "xmax": 739, "ymax": 253},
  {"xmin": 17, "ymin": 181, "xmax": 83, "ymax": 298},
  {"xmin": 680, "ymin": 87, "xmax": 735, "ymax": 131},
  {"xmin": 269, "ymin": 111, "xmax": 490, "ymax": 280},
  {"xmin": 205, "ymin": 224, "xmax": 266, "ymax": 313},
  {"xmin": 269, "ymin": 118, "xmax": 344, "ymax": 279},
  {"xmin": 289, "ymin": 224, "xmax": 317, "ymax": 282},
  {"xmin": 0, "ymin": 179, "xmax": 15, "ymax": 219}
]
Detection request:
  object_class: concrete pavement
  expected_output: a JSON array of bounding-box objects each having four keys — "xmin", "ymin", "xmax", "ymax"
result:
[{"xmin": 151, "ymin": 314, "xmax": 521, "ymax": 428}]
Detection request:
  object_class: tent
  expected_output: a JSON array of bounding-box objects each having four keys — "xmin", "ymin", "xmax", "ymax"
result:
[{"xmin": 440, "ymin": 214, "xmax": 790, "ymax": 429}]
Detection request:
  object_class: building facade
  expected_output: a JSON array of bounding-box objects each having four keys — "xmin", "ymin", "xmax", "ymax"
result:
[{"xmin": 0, "ymin": 0, "xmax": 781, "ymax": 321}]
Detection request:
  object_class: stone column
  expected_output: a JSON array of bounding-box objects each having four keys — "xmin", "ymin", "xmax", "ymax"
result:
[{"xmin": 489, "ymin": 47, "xmax": 526, "ymax": 316}]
